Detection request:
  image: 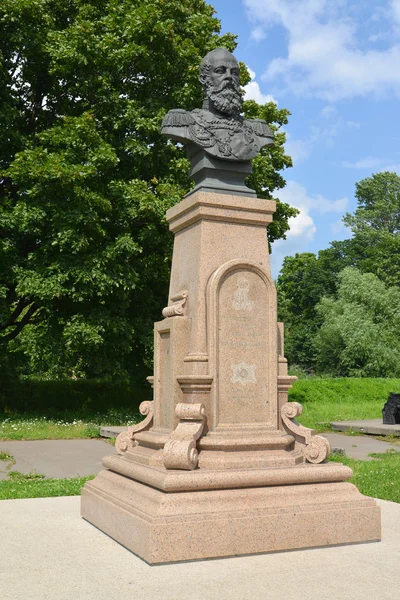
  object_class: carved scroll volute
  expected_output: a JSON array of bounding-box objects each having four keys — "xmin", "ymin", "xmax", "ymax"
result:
[
  {"xmin": 281, "ymin": 402, "xmax": 330, "ymax": 464},
  {"xmin": 163, "ymin": 403, "xmax": 206, "ymax": 470},
  {"xmin": 115, "ymin": 401, "xmax": 154, "ymax": 455},
  {"xmin": 162, "ymin": 290, "xmax": 188, "ymax": 318}
]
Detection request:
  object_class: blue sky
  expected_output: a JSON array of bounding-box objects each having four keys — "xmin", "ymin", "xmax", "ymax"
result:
[{"xmin": 210, "ymin": 0, "xmax": 400, "ymax": 276}]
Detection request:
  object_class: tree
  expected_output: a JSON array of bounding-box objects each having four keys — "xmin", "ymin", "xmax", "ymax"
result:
[
  {"xmin": 0, "ymin": 0, "xmax": 295, "ymax": 381},
  {"xmin": 343, "ymin": 171, "xmax": 400, "ymax": 287},
  {"xmin": 276, "ymin": 249, "xmax": 349, "ymax": 370},
  {"xmin": 242, "ymin": 100, "xmax": 297, "ymax": 243},
  {"xmin": 315, "ymin": 267, "xmax": 400, "ymax": 377},
  {"xmin": 276, "ymin": 172, "xmax": 400, "ymax": 373}
]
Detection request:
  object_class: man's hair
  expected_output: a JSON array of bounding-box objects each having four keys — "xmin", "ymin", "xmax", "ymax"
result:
[{"xmin": 199, "ymin": 48, "xmax": 237, "ymax": 86}]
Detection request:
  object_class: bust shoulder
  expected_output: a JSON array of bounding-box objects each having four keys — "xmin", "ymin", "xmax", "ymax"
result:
[
  {"xmin": 244, "ymin": 118, "xmax": 273, "ymax": 139},
  {"xmin": 161, "ymin": 109, "xmax": 195, "ymax": 129}
]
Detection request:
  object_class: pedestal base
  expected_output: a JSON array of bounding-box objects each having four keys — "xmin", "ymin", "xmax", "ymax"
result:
[{"xmin": 81, "ymin": 470, "xmax": 381, "ymax": 564}]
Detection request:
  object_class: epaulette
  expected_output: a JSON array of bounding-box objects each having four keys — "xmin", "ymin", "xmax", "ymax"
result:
[
  {"xmin": 161, "ymin": 109, "xmax": 195, "ymax": 128},
  {"xmin": 248, "ymin": 118, "xmax": 273, "ymax": 138}
]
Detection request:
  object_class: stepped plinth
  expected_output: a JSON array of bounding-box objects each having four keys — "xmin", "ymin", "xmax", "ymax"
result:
[
  {"xmin": 81, "ymin": 191, "xmax": 380, "ymax": 563},
  {"xmin": 81, "ymin": 47, "xmax": 380, "ymax": 563}
]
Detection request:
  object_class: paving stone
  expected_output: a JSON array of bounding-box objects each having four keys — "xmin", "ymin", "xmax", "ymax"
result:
[
  {"xmin": 0, "ymin": 496, "xmax": 398, "ymax": 600},
  {"xmin": 331, "ymin": 419, "xmax": 400, "ymax": 436},
  {"xmin": 0, "ymin": 439, "xmax": 117, "ymax": 479},
  {"xmin": 324, "ymin": 432, "xmax": 400, "ymax": 461}
]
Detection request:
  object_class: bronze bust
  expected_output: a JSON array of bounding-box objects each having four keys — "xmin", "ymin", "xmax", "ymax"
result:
[{"xmin": 161, "ymin": 48, "xmax": 274, "ymax": 196}]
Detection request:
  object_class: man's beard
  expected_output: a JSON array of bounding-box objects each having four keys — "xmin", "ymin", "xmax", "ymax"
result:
[{"xmin": 207, "ymin": 83, "xmax": 243, "ymax": 116}]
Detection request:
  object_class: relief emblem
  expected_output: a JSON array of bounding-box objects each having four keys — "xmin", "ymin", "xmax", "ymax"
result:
[
  {"xmin": 231, "ymin": 362, "xmax": 257, "ymax": 386},
  {"xmin": 232, "ymin": 276, "xmax": 254, "ymax": 311}
]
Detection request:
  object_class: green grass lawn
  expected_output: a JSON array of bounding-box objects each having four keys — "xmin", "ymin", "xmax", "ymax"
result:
[
  {"xmin": 289, "ymin": 377, "xmax": 400, "ymax": 431},
  {"xmin": 0, "ymin": 450, "xmax": 14, "ymax": 462},
  {"xmin": 2, "ymin": 377, "xmax": 398, "ymax": 440},
  {"xmin": 1, "ymin": 454, "xmax": 399, "ymax": 502},
  {"xmin": 329, "ymin": 452, "xmax": 400, "ymax": 503},
  {"xmin": 0, "ymin": 408, "xmax": 139, "ymax": 440},
  {"xmin": 0, "ymin": 471, "xmax": 94, "ymax": 500},
  {"xmin": 1, "ymin": 377, "xmax": 400, "ymax": 502}
]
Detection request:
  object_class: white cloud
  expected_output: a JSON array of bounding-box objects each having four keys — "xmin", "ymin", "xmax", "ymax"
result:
[
  {"xmin": 392, "ymin": 0, "xmax": 400, "ymax": 25},
  {"xmin": 284, "ymin": 133, "xmax": 314, "ymax": 164},
  {"xmin": 244, "ymin": 81, "xmax": 276, "ymax": 104},
  {"xmin": 331, "ymin": 219, "xmax": 352, "ymax": 238},
  {"xmin": 287, "ymin": 207, "xmax": 316, "ymax": 240},
  {"xmin": 368, "ymin": 32, "xmax": 386, "ymax": 43},
  {"xmin": 270, "ymin": 222, "xmax": 315, "ymax": 278},
  {"xmin": 250, "ymin": 26, "xmax": 266, "ymax": 42},
  {"xmin": 342, "ymin": 157, "xmax": 385, "ymax": 169},
  {"xmin": 340, "ymin": 158, "xmax": 400, "ymax": 172},
  {"xmin": 269, "ymin": 180, "xmax": 348, "ymax": 276},
  {"xmin": 331, "ymin": 219, "xmax": 345, "ymax": 235},
  {"xmin": 382, "ymin": 163, "xmax": 400, "ymax": 174},
  {"xmin": 244, "ymin": 0, "xmax": 400, "ymax": 101},
  {"xmin": 320, "ymin": 105, "xmax": 337, "ymax": 119},
  {"xmin": 244, "ymin": 67, "xmax": 277, "ymax": 104},
  {"xmin": 277, "ymin": 180, "xmax": 348, "ymax": 214}
]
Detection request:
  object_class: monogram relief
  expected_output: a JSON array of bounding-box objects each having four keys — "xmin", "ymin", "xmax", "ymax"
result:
[{"xmin": 232, "ymin": 276, "xmax": 254, "ymax": 311}]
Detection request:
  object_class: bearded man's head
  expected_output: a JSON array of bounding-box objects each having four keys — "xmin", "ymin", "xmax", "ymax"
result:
[{"xmin": 199, "ymin": 48, "xmax": 243, "ymax": 117}]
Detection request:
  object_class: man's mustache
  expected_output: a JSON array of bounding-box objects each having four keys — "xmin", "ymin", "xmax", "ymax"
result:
[{"xmin": 210, "ymin": 81, "xmax": 240, "ymax": 94}]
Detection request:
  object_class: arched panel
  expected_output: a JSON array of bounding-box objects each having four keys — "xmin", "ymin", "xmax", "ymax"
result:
[{"xmin": 206, "ymin": 260, "xmax": 278, "ymax": 432}]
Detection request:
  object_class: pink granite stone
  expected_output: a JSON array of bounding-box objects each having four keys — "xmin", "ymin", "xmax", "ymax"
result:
[{"xmin": 81, "ymin": 191, "xmax": 381, "ymax": 563}]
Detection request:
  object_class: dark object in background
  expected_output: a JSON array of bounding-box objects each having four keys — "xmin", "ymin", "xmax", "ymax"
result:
[{"xmin": 382, "ymin": 392, "xmax": 400, "ymax": 424}]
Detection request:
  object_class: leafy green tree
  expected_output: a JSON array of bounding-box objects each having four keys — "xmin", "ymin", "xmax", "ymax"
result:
[
  {"xmin": 277, "ymin": 172, "xmax": 400, "ymax": 373},
  {"xmin": 277, "ymin": 249, "xmax": 349, "ymax": 370},
  {"xmin": 277, "ymin": 253, "xmax": 321, "ymax": 370},
  {"xmin": 343, "ymin": 171, "xmax": 400, "ymax": 287},
  {"xmin": 315, "ymin": 267, "xmax": 400, "ymax": 377},
  {"xmin": 243, "ymin": 100, "xmax": 296, "ymax": 243},
  {"xmin": 0, "ymin": 0, "xmax": 294, "ymax": 381}
]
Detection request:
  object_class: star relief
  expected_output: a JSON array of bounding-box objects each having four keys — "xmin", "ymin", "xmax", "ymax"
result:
[{"xmin": 231, "ymin": 362, "xmax": 257, "ymax": 386}]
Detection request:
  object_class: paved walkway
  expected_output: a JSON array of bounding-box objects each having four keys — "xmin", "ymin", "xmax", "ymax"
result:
[
  {"xmin": 325, "ymin": 432, "xmax": 400, "ymax": 460},
  {"xmin": 1, "ymin": 495, "xmax": 398, "ymax": 600},
  {"xmin": 0, "ymin": 439, "xmax": 117, "ymax": 480},
  {"xmin": 1, "ymin": 432, "xmax": 399, "ymax": 480},
  {"xmin": 331, "ymin": 418, "xmax": 400, "ymax": 436}
]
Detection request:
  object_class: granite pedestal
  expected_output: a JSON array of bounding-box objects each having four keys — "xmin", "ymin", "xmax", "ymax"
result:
[{"xmin": 81, "ymin": 191, "xmax": 381, "ymax": 563}]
